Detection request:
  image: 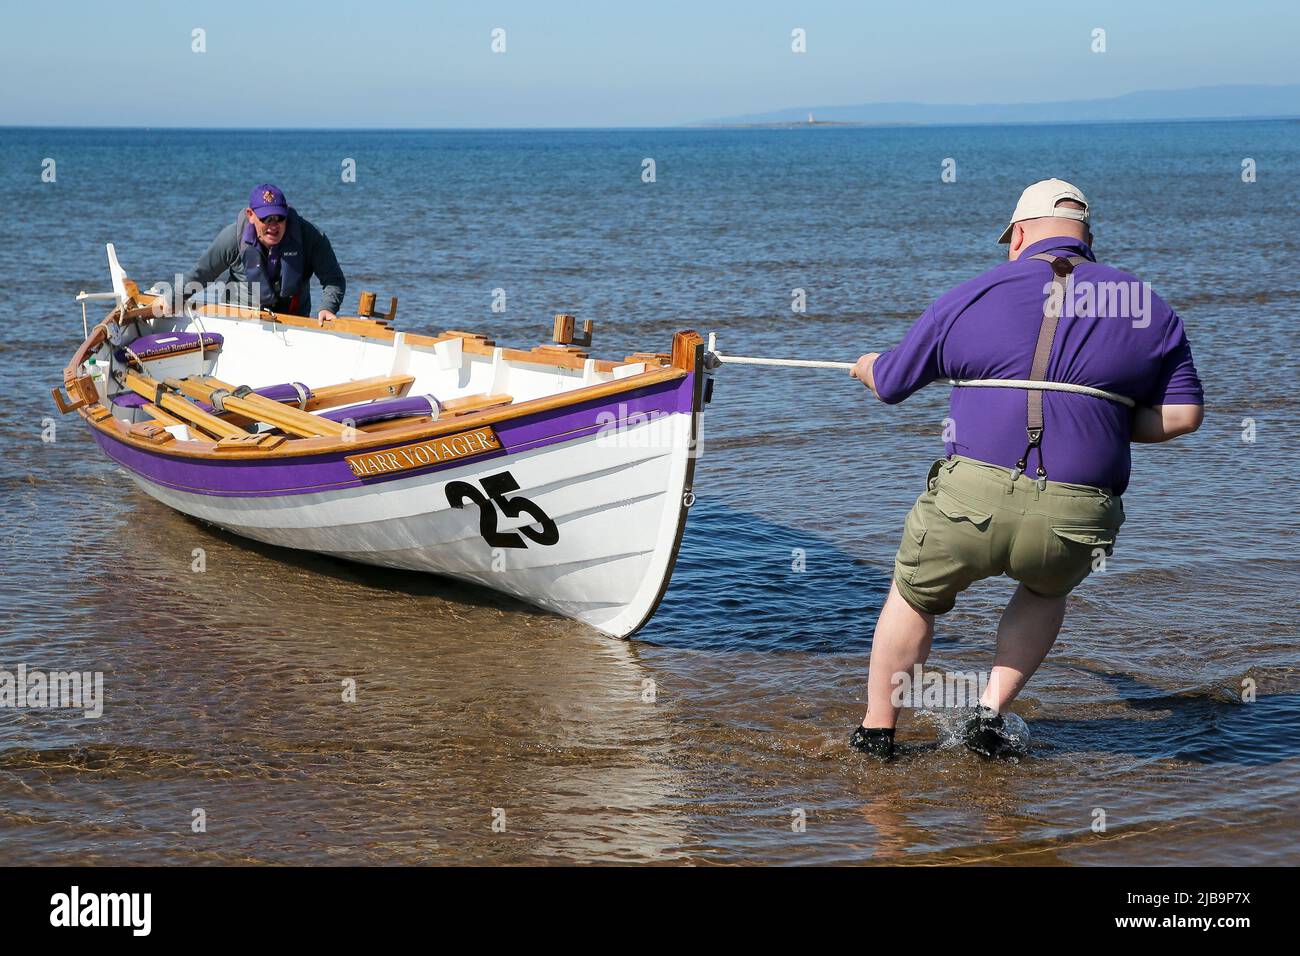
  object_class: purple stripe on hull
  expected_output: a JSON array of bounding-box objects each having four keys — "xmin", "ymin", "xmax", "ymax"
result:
[{"xmin": 91, "ymin": 373, "xmax": 696, "ymax": 498}]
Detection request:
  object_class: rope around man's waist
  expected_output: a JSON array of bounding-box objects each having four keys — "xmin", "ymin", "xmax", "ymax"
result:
[{"xmin": 946, "ymin": 378, "xmax": 1135, "ymax": 407}]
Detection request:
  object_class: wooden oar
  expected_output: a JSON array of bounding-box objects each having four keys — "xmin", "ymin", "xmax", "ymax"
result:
[
  {"xmin": 167, "ymin": 377, "xmax": 350, "ymax": 439},
  {"xmin": 712, "ymin": 353, "xmax": 854, "ymax": 371},
  {"xmin": 121, "ymin": 371, "xmax": 247, "ymax": 440},
  {"xmin": 142, "ymin": 403, "xmax": 186, "ymax": 428}
]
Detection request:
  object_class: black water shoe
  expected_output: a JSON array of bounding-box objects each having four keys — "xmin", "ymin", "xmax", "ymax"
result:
[
  {"xmin": 849, "ymin": 725, "xmax": 895, "ymax": 760},
  {"xmin": 962, "ymin": 706, "xmax": 1022, "ymax": 759}
]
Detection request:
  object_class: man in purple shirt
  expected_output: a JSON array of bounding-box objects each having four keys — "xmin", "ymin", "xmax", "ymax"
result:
[{"xmin": 846, "ymin": 179, "xmax": 1204, "ymax": 760}]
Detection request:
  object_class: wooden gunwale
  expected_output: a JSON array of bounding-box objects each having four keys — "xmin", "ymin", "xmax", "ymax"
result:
[{"xmin": 65, "ymin": 300, "xmax": 698, "ymax": 462}]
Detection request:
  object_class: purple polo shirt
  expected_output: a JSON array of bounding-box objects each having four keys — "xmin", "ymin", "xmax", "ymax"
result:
[{"xmin": 872, "ymin": 237, "xmax": 1203, "ymax": 494}]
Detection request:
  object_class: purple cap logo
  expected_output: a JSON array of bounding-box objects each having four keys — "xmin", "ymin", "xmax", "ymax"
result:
[{"xmin": 249, "ymin": 183, "xmax": 289, "ymax": 218}]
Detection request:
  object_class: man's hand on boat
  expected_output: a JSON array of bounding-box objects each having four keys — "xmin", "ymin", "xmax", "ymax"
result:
[
  {"xmin": 316, "ymin": 310, "xmax": 337, "ymax": 327},
  {"xmin": 850, "ymin": 352, "xmax": 881, "ymax": 399}
]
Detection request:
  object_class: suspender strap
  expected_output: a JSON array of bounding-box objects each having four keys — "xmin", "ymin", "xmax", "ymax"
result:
[{"xmin": 1015, "ymin": 253, "xmax": 1088, "ymax": 485}]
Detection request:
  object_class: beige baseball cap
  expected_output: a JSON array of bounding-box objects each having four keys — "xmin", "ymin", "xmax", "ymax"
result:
[{"xmin": 997, "ymin": 179, "xmax": 1090, "ymax": 244}]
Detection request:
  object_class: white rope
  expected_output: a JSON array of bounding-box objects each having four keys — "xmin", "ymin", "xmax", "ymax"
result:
[
  {"xmin": 709, "ymin": 352, "xmax": 1135, "ymax": 407},
  {"xmin": 946, "ymin": 378, "xmax": 1135, "ymax": 407}
]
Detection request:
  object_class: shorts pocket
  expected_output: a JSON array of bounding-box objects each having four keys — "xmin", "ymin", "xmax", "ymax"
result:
[
  {"xmin": 934, "ymin": 489, "xmax": 992, "ymax": 529},
  {"xmin": 1051, "ymin": 526, "xmax": 1117, "ymax": 554},
  {"xmin": 895, "ymin": 499, "xmax": 928, "ymax": 584}
]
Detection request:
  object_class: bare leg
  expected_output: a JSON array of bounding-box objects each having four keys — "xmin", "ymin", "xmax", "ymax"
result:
[
  {"xmin": 862, "ymin": 580, "xmax": 935, "ymax": 729},
  {"xmin": 981, "ymin": 584, "xmax": 1068, "ymax": 712}
]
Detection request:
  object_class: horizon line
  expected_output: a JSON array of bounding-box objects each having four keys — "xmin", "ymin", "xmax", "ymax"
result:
[{"xmin": 3, "ymin": 115, "xmax": 1298, "ymax": 134}]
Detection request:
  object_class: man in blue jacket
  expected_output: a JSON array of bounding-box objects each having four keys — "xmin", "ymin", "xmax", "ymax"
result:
[{"xmin": 182, "ymin": 183, "xmax": 345, "ymax": 323}]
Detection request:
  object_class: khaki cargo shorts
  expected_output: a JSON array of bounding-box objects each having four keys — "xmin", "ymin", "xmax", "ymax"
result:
[{"xmin": 893, "ymin": 455, "xmax": 1125, "ymax": 615}]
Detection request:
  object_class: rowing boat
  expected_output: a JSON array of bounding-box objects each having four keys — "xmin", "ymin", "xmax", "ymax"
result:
[{"xmin": 53, "ymin": 246, "xmax": 708, "ymax": 638}]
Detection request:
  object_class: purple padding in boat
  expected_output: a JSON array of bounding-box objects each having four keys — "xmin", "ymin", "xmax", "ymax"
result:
[
  {"xmin": 117, "ymin": 331, "xmax": 224, "ymax": 362},
  {"xmin": 320, "ymin": 395, "xmax": 441, "ymax": 425},
  {"xmin": 193, "ymin": 382, "xmax": 313, "ymax": 414},
  {"xmin": 256, "ymin": 382, "xmax": 313, "ymax": 407},
  {"xmin": 111, "ymin": 392, "xmax": 149, "ymax": 408}
]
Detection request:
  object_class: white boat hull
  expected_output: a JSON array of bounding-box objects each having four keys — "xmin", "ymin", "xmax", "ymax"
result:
[{"xmin": 114, "ymin": 408, "xmax": 697, "ymax": 637}]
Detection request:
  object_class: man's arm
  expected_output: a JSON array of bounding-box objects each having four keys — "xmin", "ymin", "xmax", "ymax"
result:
[
  {"xmin": 310, "ymin": 231, "xmax": 346, "ymax": 319},
  {"xmin": 848, "ymin": 299, "xmax": 945, "ymax": 404},
  {"xmin": 1131, "ymin": 403, "xmax": 1204, "ymax": 443},
  {"xmin": 1135, "ymin": 300, "xmax": 1204, "ymax": 442}
]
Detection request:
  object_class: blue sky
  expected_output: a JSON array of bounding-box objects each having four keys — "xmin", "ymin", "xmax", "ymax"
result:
[{"xmin": 1, "ymin": 0, "xmax": 1297, "ymax": 127}]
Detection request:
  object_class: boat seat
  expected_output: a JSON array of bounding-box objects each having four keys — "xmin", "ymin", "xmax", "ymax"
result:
[{"xmin": 117, "ymin": 331, "xmax": 223, "ymax": 363}]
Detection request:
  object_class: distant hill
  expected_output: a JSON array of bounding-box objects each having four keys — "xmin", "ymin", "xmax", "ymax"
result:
[{"xmin": 697, "ymin": 84, "xmax": 1300, "ymax": 127}]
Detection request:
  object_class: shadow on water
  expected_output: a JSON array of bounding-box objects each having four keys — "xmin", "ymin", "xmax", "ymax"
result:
[
  {"xmin": 105, "ymin": 488, "xmax": 884, "ymax": 645},
  {"xmin": 171, "ymin": 510, "xmax": 553, "ymax": 619},
  {"xmin": 1034, "ymin": 669, "xmax": 1300, "ymax": 767},
  {"xmin": 640, "ymin": 495, "xmax": 891, "ymax": 652}
]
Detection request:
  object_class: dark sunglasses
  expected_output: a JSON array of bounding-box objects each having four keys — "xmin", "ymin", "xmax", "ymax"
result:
[{"xmin": 260, "ymin": 215, "xmax": 286, "ymax": 224}]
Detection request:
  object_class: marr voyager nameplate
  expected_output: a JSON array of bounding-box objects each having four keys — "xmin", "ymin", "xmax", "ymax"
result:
[{"xmin": 345, "ymin": 426, "xmax": 501, "ymax": 478}]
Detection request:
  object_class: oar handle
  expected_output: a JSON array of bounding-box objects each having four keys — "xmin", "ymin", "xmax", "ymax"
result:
[{"xmin": 710, "ymin": 352, "xmax": 855, "ymax": 371}]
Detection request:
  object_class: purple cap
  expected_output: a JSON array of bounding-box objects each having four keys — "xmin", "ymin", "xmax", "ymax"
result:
[{"xmin": 249, "ymin": 183, "xmax": 289, "ymax": 219}]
